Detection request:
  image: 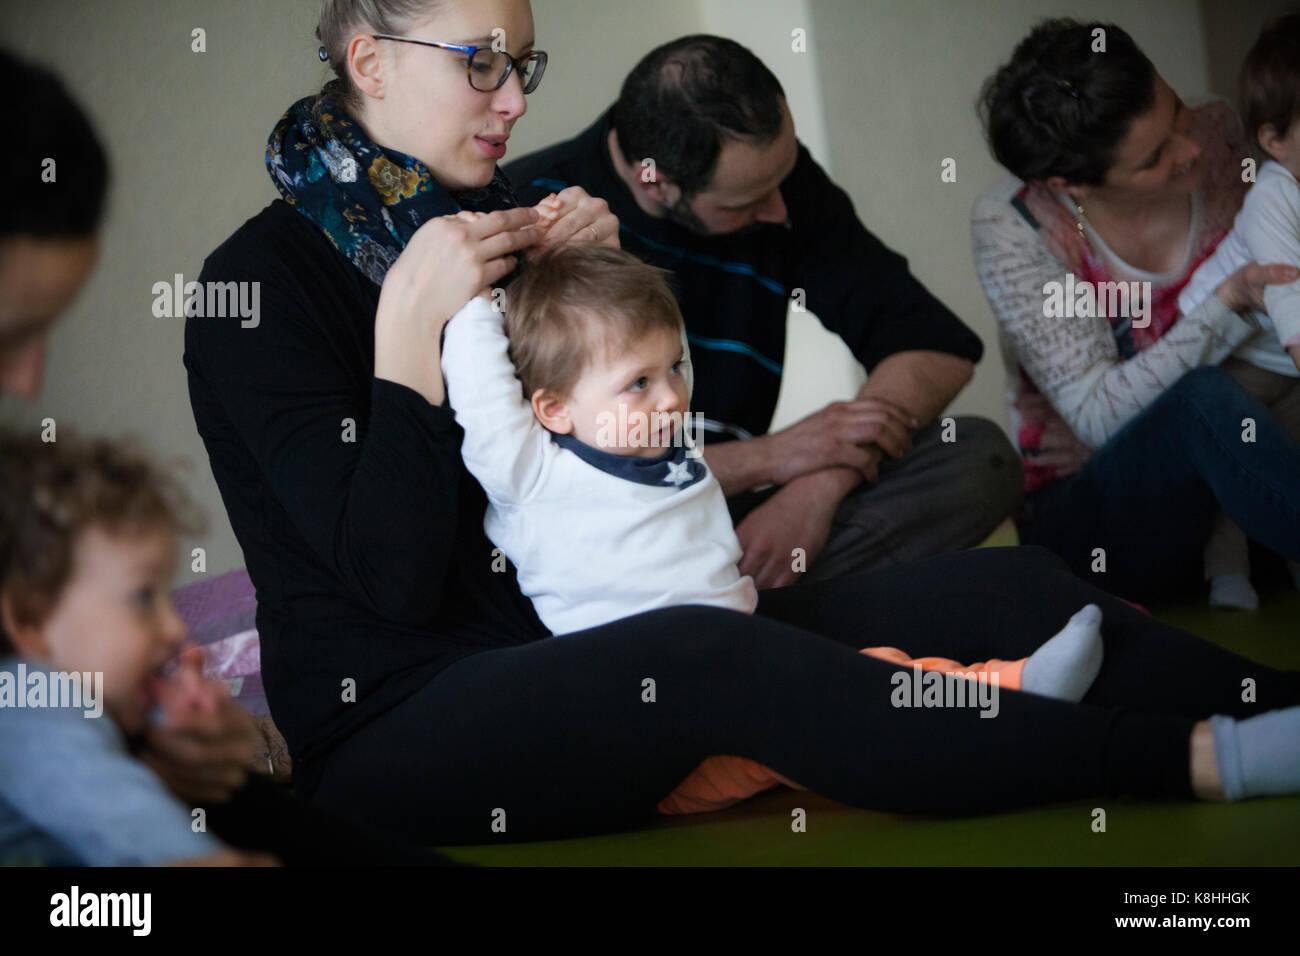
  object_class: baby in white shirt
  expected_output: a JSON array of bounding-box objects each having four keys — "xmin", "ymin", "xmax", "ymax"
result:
[
  {"xmin": 441, "ymin": 239, "xmax": 756, "ymax": 636},
  {"xmin": 1179, "ymin": 159, "xmax": 1300, "ymax": 374},
  {"xmin": 1178, "ymin": 14, "xmax": 1300, "ymax": 608}
]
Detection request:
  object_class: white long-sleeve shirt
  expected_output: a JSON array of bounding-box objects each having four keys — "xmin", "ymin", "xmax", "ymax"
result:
[
  {"xmin": 972, "ymin": 175, "xmax": 1258, "ymax": 451},
  {"xmin": 440, "ymin": 296, "xmax": 757, "ymax": 636},
  {"xmin": 1179, "ymin": 159, "xmax": 1300, "ymax": 376}
]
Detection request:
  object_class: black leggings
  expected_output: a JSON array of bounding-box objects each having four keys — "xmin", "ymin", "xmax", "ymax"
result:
[
  {"xmin": 206, "ymin": 774, "xmax": 458, "ymax": 865},
  {"xmin": 308, "ymin": 547, "xmax": 1300, "ymax": 845}
]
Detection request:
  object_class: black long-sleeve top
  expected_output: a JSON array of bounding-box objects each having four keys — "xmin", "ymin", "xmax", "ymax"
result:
[{"xmin": 184, "ymin": 199, "xmax": 547, "ymax": 796}]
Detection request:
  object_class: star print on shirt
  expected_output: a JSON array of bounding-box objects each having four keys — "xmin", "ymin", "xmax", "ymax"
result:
[
  {"xmin": 551, "ymin": 432, "xmax": 706, "ymax": 488},
  {"xmin": 663, "ymin": 460, "xmax": 693, "ymax": 486}
]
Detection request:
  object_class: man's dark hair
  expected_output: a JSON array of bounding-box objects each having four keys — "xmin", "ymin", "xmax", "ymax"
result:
[
  {"xmin": 612, "ymin": 35, "xmax": 786, "ymax": 198},
  {"xmin": 1240, "ymin": 12, "xmax": 1300, "ymax": 146},
  {"xmin": 977, "ymin": 18, "xmax": 1155, "ymax": 186},
  {"xmin": 2, "ymin": 49, "xmax": 110, "ymax": 239}
]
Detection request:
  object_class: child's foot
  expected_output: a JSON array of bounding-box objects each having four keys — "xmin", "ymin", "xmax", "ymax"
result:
[
  {"xmin": 1210, "ymin": 707, "xmax": 1300, "ymax": 800},
  {"xmin": 1209, "ymin": 573, "xmax": 1258, "ymax": 610},
  {"xmin": 1021, "ymin": 604, "xmax": 1104, "ymax": 703}
]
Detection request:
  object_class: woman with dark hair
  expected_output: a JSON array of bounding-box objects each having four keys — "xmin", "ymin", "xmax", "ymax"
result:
[
  {"xmin": 0, "ymin": 49, "xmax": 108, "ymax": 400},
  {"xmin": 0, "ymin": 47, "xmax": 451, "ymax": 867},
  {"xmin": 973, "ymin": 17, "xmax": 1300, "ymax": 605},
  {"xmin": 186, "ymin": 0, "xmax": 1300, "ymax": 846}
]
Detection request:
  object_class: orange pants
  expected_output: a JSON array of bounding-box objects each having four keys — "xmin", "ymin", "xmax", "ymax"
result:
[{"xmin": 656, "ymin": 645, "xmax": 1026, "ymax": 815}]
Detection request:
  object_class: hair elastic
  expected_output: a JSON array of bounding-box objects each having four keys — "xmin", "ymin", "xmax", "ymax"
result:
[{"xmin": 318, "ymin": 46, "xmax": 329, "ymax": 62}]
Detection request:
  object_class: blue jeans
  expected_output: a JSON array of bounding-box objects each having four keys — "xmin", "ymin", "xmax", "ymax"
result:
[{"xmin": 1020, "ymin": 366, "xmax": 1300, "ymax": 602}]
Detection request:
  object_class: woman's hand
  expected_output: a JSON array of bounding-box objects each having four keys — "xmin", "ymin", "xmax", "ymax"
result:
[
  {"xmin": 448, "ymin": 211, "xmax": 515, "ymax": 302},
  {"xmin": 387, "ymin": 206, "xmax": 540, "ymax": 315},
  {"xmin": 1035, "ymin": 417, "xmax": 1092, "ymax": 476},
  {"xmin": 1014, "ymin": 391, "xmax": 1091, "ymax": 475},
  {"xmin": 735, "ymin": 473, "xmax": 844, "ymax": 589},
  {"xmin": 375, "ymin": 206, "xmax": 540, "ymax": 403},
  {"xmin": 1214, "ymin": 261, "xmax": 1300, "ymax": 314},
  {"xmin": 140, "ymin": 648, "xmax": 262, "ymax": 806},
  {"xmin": 525, "ymin": 187, "xmax": 620, "ymax": 261}
]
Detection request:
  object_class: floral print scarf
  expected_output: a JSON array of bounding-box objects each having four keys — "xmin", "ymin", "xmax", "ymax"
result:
[{"xmin": 265, "ymin": 80, "xmax": 518, "ymax": 286}]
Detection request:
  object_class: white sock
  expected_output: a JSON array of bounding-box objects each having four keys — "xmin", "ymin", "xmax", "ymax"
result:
[
  {"xmin": 1210, "ymin": 708, "xmax": 1300, "ymax": 801},
  {"xmin": 1209, "ymin": 573, "xmax": 1258, "ymax": 611},
  {"xmin": 1020, "ymin": 604, "xmax": 1104, "ymax": 703}
]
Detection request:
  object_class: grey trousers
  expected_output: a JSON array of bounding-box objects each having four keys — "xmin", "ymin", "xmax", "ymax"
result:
[{"xmin": 728, "ymin": 415, "xmax": 1024, "ymax": 582}]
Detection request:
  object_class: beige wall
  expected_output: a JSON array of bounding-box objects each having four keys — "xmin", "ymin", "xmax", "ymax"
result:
[
  {"xmin": 1200, "ymin": 0, "xmax": 1297, "ymax": 101},
  {"xmin": 1, "ymin": 0, "xmax": 1220, "ymax": 579}
]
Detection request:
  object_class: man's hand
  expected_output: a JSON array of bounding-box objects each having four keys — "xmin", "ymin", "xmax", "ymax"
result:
[
  {"xmin": 736, "ymin": 468, "xmax": 858, "ymax": 589},
  {"xmin": 140, "ymin": 648, "xmax": 261, "ymax": 805},
  {"xmin": 763, "ymin": 398, "xmax": 913, "ymax": 488}
]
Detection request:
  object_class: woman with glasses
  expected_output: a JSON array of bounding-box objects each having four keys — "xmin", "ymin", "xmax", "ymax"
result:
[{"xmin": 185, "ymin": 0, "xmax": 1300, "ymax": 847}]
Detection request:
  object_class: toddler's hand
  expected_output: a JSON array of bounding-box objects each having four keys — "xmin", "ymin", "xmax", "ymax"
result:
[
  {"xmin": 524, "ymin": 186, "xmax": 619, "ymax": 261},
  {"xmin": 533, "ymin": 192, "xmax": 564, "ymax": 228},
  {"xmin": 149, "ymin": 645, "xmax": 222, "ymax": 729},
  {"xmin": 142, "ymin": 646, "xmax": 261, "ymax": 804}
]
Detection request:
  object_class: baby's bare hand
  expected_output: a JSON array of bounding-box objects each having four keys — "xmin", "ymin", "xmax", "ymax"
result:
[
  {"xmin": 524, "ymin": 186, "xmax": 619, "ymax": 261},
  {"xmin": 143, "ymin": 689, "xmax": 260, "ymax": 804},
  {"xmin": 533, "ymin": 192, "xmax": 563, "ymax": 226}
]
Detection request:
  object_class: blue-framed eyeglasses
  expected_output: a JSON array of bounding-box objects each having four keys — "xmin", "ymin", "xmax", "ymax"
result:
[{"xmin": 366, "ymin": 34, "xmax": 547, "ymax": 94}]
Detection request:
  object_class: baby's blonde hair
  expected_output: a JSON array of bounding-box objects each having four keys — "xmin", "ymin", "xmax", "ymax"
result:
[{"xmin": 504, "ymin": 245, "xmax": 684, "ymax": 399}]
